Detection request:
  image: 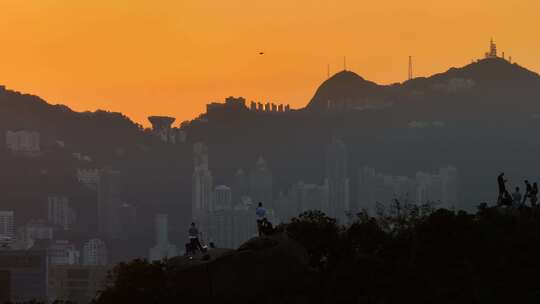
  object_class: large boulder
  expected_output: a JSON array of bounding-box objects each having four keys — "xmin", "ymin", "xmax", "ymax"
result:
[{"xmin": 168, "ymin": 233, "xmax": 316, "ymax": 303}]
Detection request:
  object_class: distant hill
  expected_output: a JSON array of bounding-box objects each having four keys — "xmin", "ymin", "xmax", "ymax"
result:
[
  {"xmin": 306, "ymin": 58, "xmax": 540, "ymax": 116},
  {"xmin": 0, "ymin": 86, "xmax": 193, "ymax": 262},
  {"xmin": 2, "ymin": 56, "xmax": 540, "ymax": 249}
]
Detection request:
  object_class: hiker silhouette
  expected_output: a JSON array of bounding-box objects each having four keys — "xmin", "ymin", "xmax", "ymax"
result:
[{"xmin": 497, "ymin": 172, "xmax": 507, "ymax": 203}]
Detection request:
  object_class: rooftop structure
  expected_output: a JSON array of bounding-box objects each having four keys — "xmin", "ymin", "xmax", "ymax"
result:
[
  {"xmin": 485, "ymin": 39, "xmax": 497, "ymax": 59},
  {"xmin": 148, "ymin": 116, "xmax": 175, "ymax": 132}
]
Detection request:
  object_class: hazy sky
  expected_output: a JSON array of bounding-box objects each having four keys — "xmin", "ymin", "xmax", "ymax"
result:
[{"xmin": 1, "ymin": 0, "xmax": 539, "ymax": 126}]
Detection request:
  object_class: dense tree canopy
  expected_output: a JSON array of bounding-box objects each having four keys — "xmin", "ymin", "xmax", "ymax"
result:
[{"xmin": 93, "ymin": 202, "xmax": 540, "ymax": 304}]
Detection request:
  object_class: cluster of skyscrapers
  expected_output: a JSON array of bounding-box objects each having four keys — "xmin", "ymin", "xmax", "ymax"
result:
[
  {"xmin": 191, "ymin": 137, "xmax": 353, "ymax": 247},
  {"xmin": 191, "ymin": 143, "xmax": 266, "ymax": 249},
  {"xmin": 191, "ymin": 135, "xmax": 459, "ymax": 248},
  {"xmin": 358, "ymin": 166, "xmax": 459, "ymax": 213}
]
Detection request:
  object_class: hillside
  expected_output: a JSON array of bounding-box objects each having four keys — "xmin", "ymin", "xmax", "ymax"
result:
[
  {"xmin": 0, "ymin": 86, "xmax": 194, "ymax": 262},
  {"xmin": 2, "ymin": 56, "xmax": 540, "ymax": 247},
  {"xmin": 307, "ymin": 58, "xmax": 540, "ymax": 115},
  {"xmin": 94, "ymin": 207, "xmax": 540, "ymax": 304}
]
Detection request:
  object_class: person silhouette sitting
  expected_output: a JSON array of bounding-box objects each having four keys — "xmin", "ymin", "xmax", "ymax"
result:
[{"xmin": 500, "ymin": 190, "xmax": 513, "ymax": 207}]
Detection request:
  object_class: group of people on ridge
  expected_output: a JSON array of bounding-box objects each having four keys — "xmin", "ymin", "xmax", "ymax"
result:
[
  {"xmin": 498, "ymin": 172, "xmax": 538, "ymax": 207},
  {"xmin": 185, "ymin": 202, "xmax": 272, "ymax": 255}
]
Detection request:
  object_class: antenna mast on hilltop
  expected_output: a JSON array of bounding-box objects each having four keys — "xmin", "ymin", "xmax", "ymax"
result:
[
  {"xmin": 327, "ymin": 64, "xmax": 330, "ymax": 79},
  {"xmin": 343, "ymin": 56, "xmax": 347, "ymax": 71},
  {"xmin": 408, "ymin": 56, "xmax": 413, "ymax": 81}
]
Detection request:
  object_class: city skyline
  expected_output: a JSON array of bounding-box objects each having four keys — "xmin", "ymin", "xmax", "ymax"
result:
[{"xmin": 1, "ymin": 0, "xmax": 539, "ymax": 126}]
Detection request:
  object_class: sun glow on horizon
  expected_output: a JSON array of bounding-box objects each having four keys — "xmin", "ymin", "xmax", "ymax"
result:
[{"xmin": 0, "ymin": 0, "xmax": 539, "ymax": 126}]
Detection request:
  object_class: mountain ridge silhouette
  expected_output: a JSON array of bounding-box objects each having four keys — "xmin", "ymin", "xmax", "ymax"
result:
[{"xmin": 306, "ymin": 58, "xmax": 540, "ymax": 111}]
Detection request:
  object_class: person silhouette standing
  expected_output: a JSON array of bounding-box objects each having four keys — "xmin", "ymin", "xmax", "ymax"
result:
[
  {"xmin": 188, "ymin": 222, "xmax": 204, "ymax": 254},
  {"xmin": 255, "ymin": 202, "xmax": 267, "ymax": 236},
  {"xmin": 497, "ymin": 173, "xmax": 507, "ymax": 204},
  {"xmin": 531, "ymin": 182, "xmax": 538, "ymax": 207},
  {"xmin": 522, "ymin": 180, "xmax": 532, "ymax": 205}
]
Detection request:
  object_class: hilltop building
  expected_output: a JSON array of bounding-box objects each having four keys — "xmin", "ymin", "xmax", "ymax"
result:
[
  {"xmin": 204, "ymin": 96, "xmax": 291, "ymax": 122},
  {"xmin": 485, "ymin": 39, "xmax": 498, "ymax": 59},
  {"xmin": 149, "ymin": 214, "xmax": 178, "ymax": 261},
  {"xmin": 147, "ymin": 116, "xmax": 186, "ymax": 144},
  {"xmin": 483, "ymin": 39, "xmax": 512, "ymax": 62}
]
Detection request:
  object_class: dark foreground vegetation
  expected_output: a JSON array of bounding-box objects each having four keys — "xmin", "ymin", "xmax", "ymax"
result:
[{"xmin": 89, "ymin": 202, "xmax": 540, "ymax": 304}]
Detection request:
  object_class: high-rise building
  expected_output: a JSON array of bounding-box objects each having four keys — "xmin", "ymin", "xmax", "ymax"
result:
[
  {"xmin": 0, "ymin": 211, "xmax": 14, "ymax": 241},
  {"xmin": 358, "ymin": 166, "xmax": 459, "ymax": 213},
  {"xmin": 116, "ymin": 203, "xmax": 137, "ymax": 240},
  {"xmin": 213, "ymin": 185, "xmax": 232, "ymax": 211},
  {"xmin": 47, "ymin": 196, "xmax": 75, "ymax": 231},
  {"xmin": 208, "ymin": 185, "xmax": 234, "ymax": 248},
  {"xmin": 76, "ymin": 168, "xmax": 100, "ymax": 189},
  {"xmin": 47, "ymin": 240, "xmax": 80, "ymax": 266},
  {"xmin": 233, "ymin": 169, "xmax": 249, "ymax": 205},
  {"xmin": 325, "ymin": 138, "xmax": 350, "ymax": 223},
  {"xmin": 249, "ymin": 157, "xmax": 273, "ymax": 209},
  {"xmin": 149, "ymin": 214, "xmax": 178, "ymax": 261},
  {"xmin": 209, "ymin": 198, "xmax": 260, "ymax": 249},
  {"xmin": 208, "ymin": 210, "xmax": 234, "ymax": 249},
  {"xmin": 97, "ymin": 168, "xmax": 123, "ymax": 239},
  {"xmin": 282, "ymin": 181, "xmax": 330, "ymax": 222},
  {"xmin": 17, "ymin": 220, "xmax": 53, "ymax": 246},
  {"xmin": 82, "ymin": 239, "xmax": 108, "ymax": 266},
  {"xmin": 439, "ymin": 166, "xmax": 459, "ymax": 209},
  {"xmin": 192, "ymin": 143, "xmax": 213, "ymax": 241}
]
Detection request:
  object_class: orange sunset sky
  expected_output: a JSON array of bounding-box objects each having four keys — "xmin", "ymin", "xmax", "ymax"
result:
[{"xmin": 1, "ymin": 0, "xmax": 539, "ymax": 126}]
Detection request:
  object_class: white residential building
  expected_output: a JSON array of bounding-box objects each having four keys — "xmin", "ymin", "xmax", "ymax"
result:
[
  {"xmin": 0, "ymin": 211, "xmax": 15, "ymax": 241},
  {"xmin": 76, "ymin": 168, "xmax": 100, "ymax": 189},
  {"xmin": 6, "ymin": 130, "xmax": 40, "ymax": 153},
  {"xmin": 48, "ymin": 240, "xmax": 80, "ymax": 266}
]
